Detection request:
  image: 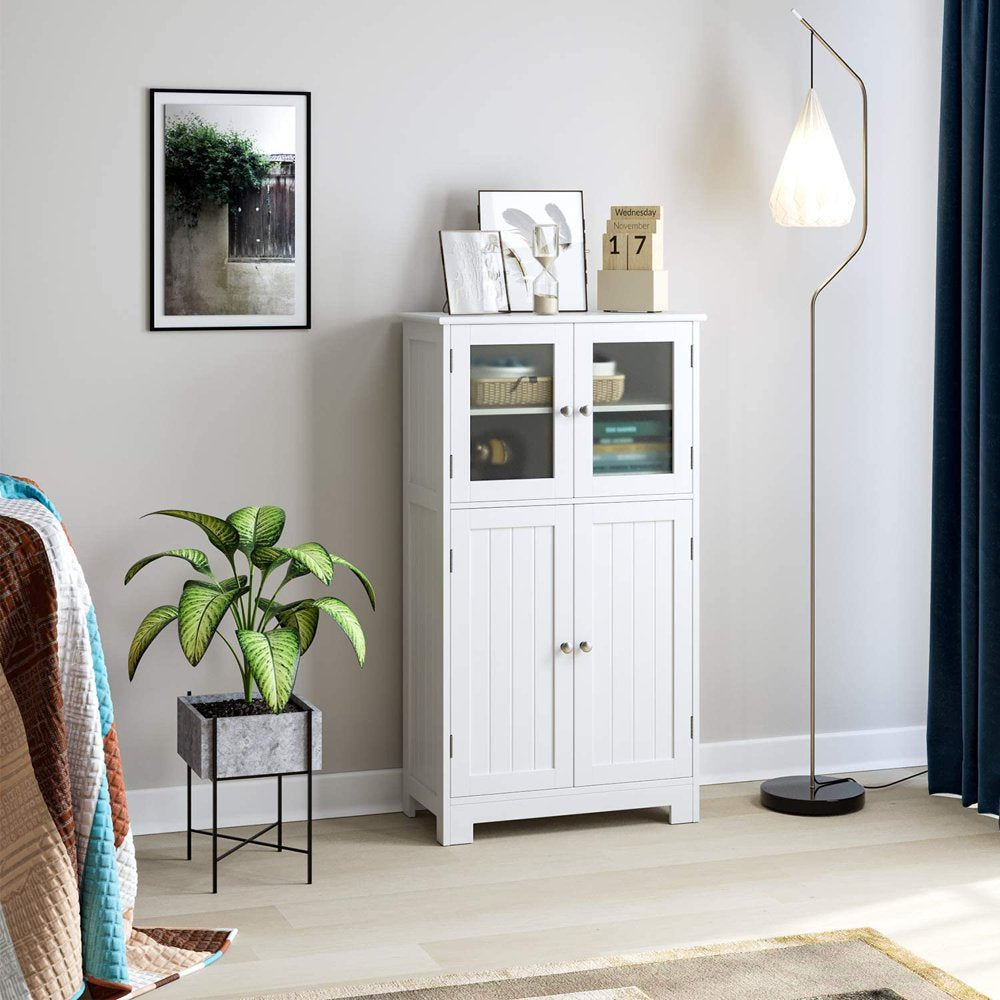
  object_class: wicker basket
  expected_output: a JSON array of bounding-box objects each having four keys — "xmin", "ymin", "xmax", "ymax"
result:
[
  {"xmin": 470, "ymin": 373, "xmax": 626, "ymax": 408},
  {"xmin": 471, "ymin": 376, "xmax": 553, "ymax": 408},
  {"xmin": 593, "ymin": 374, "xmax": 626, "ymax": 404}
]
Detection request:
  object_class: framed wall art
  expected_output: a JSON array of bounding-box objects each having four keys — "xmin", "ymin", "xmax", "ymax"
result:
[
  {"xmin": 439, "ymin": 230, "xmax": 510, "ymax": 315},
  {"xmin": 478, "ymin": 190, "xmax": 587, "ymax": 311},
  {"xmin": 149, "ymin": 89, "xmax": 310, "ymax": 330}
]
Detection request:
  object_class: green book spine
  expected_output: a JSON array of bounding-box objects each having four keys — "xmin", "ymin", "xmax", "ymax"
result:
[
  {"xmin": 593, "ymin": 453, "xmax": 672, "ymax": 466},
  {"xmin": 594, "ymin": 464, "xmax": 672, "ymax": 475},
  {"xmin": 593, "ymin": 418, "xmax": 667, "ymax": 438}
]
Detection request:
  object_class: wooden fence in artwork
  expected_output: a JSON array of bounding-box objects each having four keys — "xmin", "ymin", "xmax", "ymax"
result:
[{"xmin": 228, "ymin": 159, "xmax": 295, "ymax": 261}]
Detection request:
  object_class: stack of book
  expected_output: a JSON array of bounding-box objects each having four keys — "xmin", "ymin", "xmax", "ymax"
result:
[{"xmin": 593, "ymin": 416, "xmax": 672, "ymax": 475}]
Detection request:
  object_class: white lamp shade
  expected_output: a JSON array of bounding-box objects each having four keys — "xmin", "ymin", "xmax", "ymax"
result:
[{"xmin": 769, "ymin": 88, "xmax": 856, "ymax": 227}]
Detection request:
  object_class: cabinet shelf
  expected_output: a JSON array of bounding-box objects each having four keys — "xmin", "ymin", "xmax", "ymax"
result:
[
  {"xmin": 469, "ymin": 401, "xmax": 672, "ymax": 416},
  {"xmin": 594, "ymin": 467, "xmax": 672, "ymax": 477},
  {"xmin": 471, "ymin": 406, "xmax": 553, "ymax": 416},
  {"xmin": 594, "ymin": 400, "xmax": 673, "ymax": 413}
]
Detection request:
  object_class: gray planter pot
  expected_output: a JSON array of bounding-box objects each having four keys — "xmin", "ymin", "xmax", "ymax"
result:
[{"xmin": 177, "ymin": 691, "xmax": 322, "ymax": 779}]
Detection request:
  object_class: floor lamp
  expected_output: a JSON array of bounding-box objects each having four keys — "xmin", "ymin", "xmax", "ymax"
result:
[{"xmin": 760, "ymin": 9, "xmax": 869, "ymax": 816}]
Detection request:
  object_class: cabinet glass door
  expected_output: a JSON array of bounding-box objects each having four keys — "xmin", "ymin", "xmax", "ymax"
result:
[
  {"xmin": 451, "ymin": 324, "xmax": 573, "ymax": 502},
  {"xmin": 574, "ymin": 323, "xmax": 693, "ymax": 497}
]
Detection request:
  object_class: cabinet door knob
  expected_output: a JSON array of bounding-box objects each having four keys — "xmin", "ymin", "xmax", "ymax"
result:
[
  {"xmin": 560, "ymin": 641, "xmax": 573, "ymax": 654},
  {"xmin": 579, "ymin": 404, "xmax": 590, "ymax": 416},
  {"xmin": 559, "ymin": 405, "xmax": 571, "ymax": 416},
  {"xmin": 579, "ymin": 640, "xmax": 592, "ymax": 652}
]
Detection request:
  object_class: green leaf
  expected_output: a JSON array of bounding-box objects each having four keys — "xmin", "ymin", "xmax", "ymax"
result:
[
  {"xmin": 255, "ymin": 595, "xmax": 299, "ymax": 625},
  {"xmin": 182, "ymin": 575, "xmax": 246, "ymax": 593},
  {"xmin": 227, "ymin": 506, "xmax": 286, "ymax": 556},
  {"xmin": 256, "ymin": 595, "xmax": 278, "ymax": 624},
  {"xmin": 255, "ymin": 595, "xmax": 309, "ymax": 627},
  {"xmin": 178, "ymin": 581, "xmax": 245, "ymax": 666},
  {"xmin": 314, "ymin": 597, "xmax": 366, "ymax": 667},
  {"xmin": 237, "ymin": 628, "xmax": 300, "ymax": 713},
  {"xmin": 328, "ymin": 555, "xmax": 376, "ymax": 611},
  {"xmin": 276, "ymin": 602, "xmax": 320, "ymax": 654},
  {"xmin": 250, "ymin": 545, "xmax": 291, "ymax": 571},
  {"xmin": 276, "ymin": 543, "xmax": 334, "ymax": 586},
  {"xmin": 124, "ymin": 549, "xmax": 212, "ymax": 586},
  {"xmin": 144, "ymin": 509, "xmax": 240, "ymax": 557},
  {"xmin": 128, "ymin": 605, "xmax": 178, "ymax": 680}
]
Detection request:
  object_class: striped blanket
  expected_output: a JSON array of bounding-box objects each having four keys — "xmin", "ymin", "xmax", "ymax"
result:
[{"xmin": 0, "ymin": 477, "xmax": 235, "ymax": 999}]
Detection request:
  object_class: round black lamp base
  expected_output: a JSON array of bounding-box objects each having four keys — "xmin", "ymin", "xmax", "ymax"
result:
[{"xmin": 760, "ymin": 775, "xmax": 865, "ymax": 816}]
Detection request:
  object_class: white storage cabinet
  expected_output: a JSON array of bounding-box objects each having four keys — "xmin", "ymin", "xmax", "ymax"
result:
[{"xmin": 402, "ymin": 312, "xmax": 703, "ymax": 845}]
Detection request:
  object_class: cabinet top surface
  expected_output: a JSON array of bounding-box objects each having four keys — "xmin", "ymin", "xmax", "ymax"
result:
[{"xmin": 402, "ymin": 311, "xmax": 707, "ymax": 325}]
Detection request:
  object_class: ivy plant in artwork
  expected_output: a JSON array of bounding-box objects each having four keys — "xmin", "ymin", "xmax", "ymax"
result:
[
  {"xmin": 164, "ymin": 115, "xmax": 272, "ymax": 226},
  {"xmin": 125, "ymin": 507, "xmax": 375, "ymax": 713}
]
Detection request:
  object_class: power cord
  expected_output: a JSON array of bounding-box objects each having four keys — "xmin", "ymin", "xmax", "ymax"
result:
[
  {"xmin": 862, "ymin": 769, "xmax": 928, "ymax": 790},
  {"xmin": 812, "ymin": 770, "xmax": 928, "ymax": 791}
]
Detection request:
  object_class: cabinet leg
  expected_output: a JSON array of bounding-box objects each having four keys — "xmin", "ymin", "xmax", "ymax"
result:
[
  {"xmin": 667, "ymin": 796, "xmax": 696, "ymax": 825},
  {"xmin": 402, "ymin": 793, "xmax": 419, "ymax": 819},
  {"xmin": 437, "ymin": 811, "xmax": 474, "ymax": 846}
]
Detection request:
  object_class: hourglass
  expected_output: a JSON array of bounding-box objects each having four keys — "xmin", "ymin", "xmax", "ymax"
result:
[{"xmin": 532, "ymin": 224, "xmax": 560, "ymax": 315}]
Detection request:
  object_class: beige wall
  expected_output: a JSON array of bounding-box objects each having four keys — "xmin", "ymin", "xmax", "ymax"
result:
[{"xmin": 0, "ymin": 0, "xmax": 942, "ymax": 791}]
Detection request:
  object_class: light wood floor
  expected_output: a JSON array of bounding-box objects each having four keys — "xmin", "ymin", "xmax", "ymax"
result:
[{"xmin": 133, "ymin": 771, "xmax": 1000, "ymax": 999}]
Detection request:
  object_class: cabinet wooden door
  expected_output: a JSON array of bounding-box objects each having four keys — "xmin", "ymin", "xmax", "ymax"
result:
[
  {"xmin": 573, "ymin": 501, "xmax": 693, "ymax": 786},
  {"xmin": 451, "ymin": 324, "xmax": 574, "ymax": 503},
  {"xmin": 573, "ymin": 322, "xmax": 693, "ymax": 498},
  {"xmin": 451, "ymin": 505, "xmax": 574, "ymax": 796}
]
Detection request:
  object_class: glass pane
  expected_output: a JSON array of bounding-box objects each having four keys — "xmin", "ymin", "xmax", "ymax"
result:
[
  {"xmin": 592, "ymin": 342, "xmax": 673, "ymax": 477},
  {"xmin": 470, "ymin": 344, "xmax": 554, "ymax": 482}
]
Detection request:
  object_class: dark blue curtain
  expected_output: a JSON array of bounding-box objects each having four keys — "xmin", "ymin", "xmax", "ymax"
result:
[{"xmin": 928, "ymin": 0, "xmax": 1000, "ymax": 816}]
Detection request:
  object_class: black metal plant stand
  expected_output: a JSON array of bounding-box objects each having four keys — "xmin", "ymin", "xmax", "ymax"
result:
[{"xmin": 185, "ymin": 697, "xmax": 313, "ymax": 894}]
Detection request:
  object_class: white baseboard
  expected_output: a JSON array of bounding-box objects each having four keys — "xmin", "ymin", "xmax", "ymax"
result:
[
  {"xmin": 700, "ymin": 725, "xmax": 927, "ymax": 785},
  {"xmin": 127, "ymin": 727, "xmax": 927, "ymax": 835},
  {"xmin": 127, "ymin": 767, "xmax": 403, "ymax": 836}
]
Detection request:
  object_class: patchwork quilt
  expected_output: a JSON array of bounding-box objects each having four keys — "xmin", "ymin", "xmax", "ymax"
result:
[{"xmin": 0, "ymin": 476, "xmax": 236, "ymax": 999}]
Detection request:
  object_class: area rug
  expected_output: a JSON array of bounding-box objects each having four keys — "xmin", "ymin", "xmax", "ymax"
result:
[
  {"xmin": 0, "ymin": 475, "xmax": 235, "ymax": 999},
  {"xmin": 243, "ymin": 929, "xmax": 984, "ymax": 1000}
]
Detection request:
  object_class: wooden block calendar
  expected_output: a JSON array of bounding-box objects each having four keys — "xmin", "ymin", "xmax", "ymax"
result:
[{"xmin": 598, "ymin": 205, "xmax": 668, "ymax": 311}]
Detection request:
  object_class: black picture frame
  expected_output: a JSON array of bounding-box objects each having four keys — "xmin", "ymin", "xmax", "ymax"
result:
[{"xmin": 149, "ymin": 88, "xmax": 311, "ymax": 331}]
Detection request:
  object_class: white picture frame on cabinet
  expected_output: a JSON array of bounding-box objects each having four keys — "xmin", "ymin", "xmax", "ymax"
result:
[
  {"xmin": 439, "ymin": 230, "xmax": 510, "ymax": 315},
  {"xmin": 478, "ymin": 190, "xmax": 588, "ymax": 312}
]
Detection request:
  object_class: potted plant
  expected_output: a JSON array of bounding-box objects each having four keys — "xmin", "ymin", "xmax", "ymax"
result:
[{"xmin": 125, "ymin": 507, "xmax": 375, "ymax": 779}]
